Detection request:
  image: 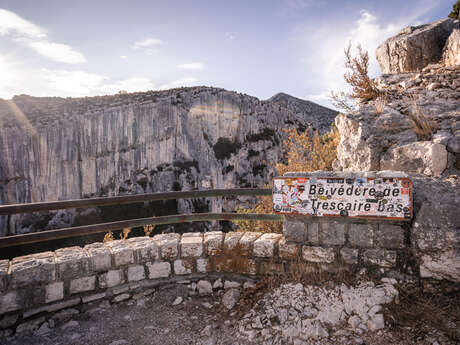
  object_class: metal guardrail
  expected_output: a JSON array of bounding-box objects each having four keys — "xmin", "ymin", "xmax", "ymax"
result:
[
  {"xmin": 0, "ymin": 188, "xmax": 272, "ymax": 215},
  {"xmin": 0, "ymin": 188, "xmax": 280, "ymax": 248},
  {"xmin": 0, "ymin": 213, "xmax": 283, "ymax": 248}
]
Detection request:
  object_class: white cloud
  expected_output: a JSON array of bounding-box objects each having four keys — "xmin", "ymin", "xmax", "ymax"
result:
[
  {"xmin": 0, "ymin": 8, "xmax": 86, "ymax": 64},
  {"xmin": 299, "ymin": 4, "xmax": 436, "ymax": 108},
  {"xmin": 133, "ymin": 38, "xmax": 163, "ymax": 49},
  {"xmin": 28, "ymin": 41, "xmax": 86, "ymax": 64},
  {"xmin": 0, "ymin": 8, "xmax": 46, "ymax": 39},
  {"xmin": 177, "ymin": 62, "xmax": 204, "ymax": 70},
  {"xmin": 120, "ymin": 55, "xmax": 128, "ymax": 59},
  {"xmin": 159, "ymin": 77, "xmax": 198, "ymax": 90},
  {"xmin": 40, "ymin": 69, "xmax": 106, "ymax": 95}
]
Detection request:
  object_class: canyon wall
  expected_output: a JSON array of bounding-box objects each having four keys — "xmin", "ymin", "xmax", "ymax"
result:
[{"xmin": 0, "ymin": 88, "xmax": 337, "ymax": 236}]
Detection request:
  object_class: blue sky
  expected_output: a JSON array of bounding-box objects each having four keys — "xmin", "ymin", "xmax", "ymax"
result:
[{"xmin": 0, "ymin": 0, "xmax": 454, "ymax": 107}]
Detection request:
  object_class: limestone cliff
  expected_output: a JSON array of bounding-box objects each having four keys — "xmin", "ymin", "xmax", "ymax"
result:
[{"xmin": 0, "ymin": 87, "xmax": 337, "ymax": 236}]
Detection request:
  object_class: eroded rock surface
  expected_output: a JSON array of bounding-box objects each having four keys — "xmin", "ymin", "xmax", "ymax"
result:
[
  {"xmin": 335, "ymin": 65, "xmax": 459, "ymax": 175},
  {"xmin": 442, "ymin": 20, "xmax": 460, "ymax": 67},
  {"xmin": 376, "ymin": 18, "xmax": 455, "ymax": 73}
]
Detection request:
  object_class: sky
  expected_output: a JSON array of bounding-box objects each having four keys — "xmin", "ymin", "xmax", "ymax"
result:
[{"xmin": 0, "ymin": 0, "xmax": 454, "ymax": 108}]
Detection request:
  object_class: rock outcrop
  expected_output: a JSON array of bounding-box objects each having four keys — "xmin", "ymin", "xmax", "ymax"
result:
[
  {"xmin": 335, "ymin": 65, "xmax": 459, "ymax": 175},
  {"xmin": 442, "ymin": 20, "xmax": 460, "ymax": 67},
  {"xmin": 376, "ymin": 18, "xmax": 455, "ymax": 73},
  {"xmin": 0, "ymin": 87, "xmax": 337, "ymax": 236}
]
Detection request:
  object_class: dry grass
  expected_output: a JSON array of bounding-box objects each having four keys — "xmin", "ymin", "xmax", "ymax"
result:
[
  {"xmin": 103, "ymin": 231, "xmax": 115, "ymax": 243},
  {"xmin": 143, "ymin": 224, "xmax": 155, "ymax": 236},
  {"xmin": 344, "ymin": 43, "xmax": 385, "ymax": 103},
  {"xmin": 374, "ymin": 95, "xmax": 387, "ymax": 114},
  {"xmin": 385, "ymin": 287, "xmax": 460, "ymax": 342},
  {"xmin": 409, "ymin": 98, "xmax": 438, "ymax": 140}
]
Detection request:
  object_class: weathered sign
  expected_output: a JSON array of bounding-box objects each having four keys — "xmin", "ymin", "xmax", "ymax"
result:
[{"xmin": 273, "ymin": 176, "xmax": 412, "ymax": 220}]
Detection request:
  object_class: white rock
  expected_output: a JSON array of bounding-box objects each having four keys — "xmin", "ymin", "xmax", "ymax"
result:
[
  {"xmin": 222, "ymin": 288, "xmax": 240, "ymax": 310},
  {"xmin": 172, "ymin": 296, "xmax": 183, "ymax": 306},
  {"xmin": 61, "ymin": 320, "xmax": 79, "ymax": 330},
  {"xmin": 197, "ymin": 280, "xmax": 213, "ymax": 295}
]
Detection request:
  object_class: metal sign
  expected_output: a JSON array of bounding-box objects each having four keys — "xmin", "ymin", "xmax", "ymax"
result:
[{"xmin": 273, "ymin": 176, "xmax": 412, "ymax": 220}]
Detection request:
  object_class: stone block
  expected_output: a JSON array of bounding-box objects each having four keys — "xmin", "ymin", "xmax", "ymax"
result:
[
  {"xmin": 363, "ymin": 249, "xmax": 397, "ymax": 268},
  {"xmin": 380, "ymin": 142, "xmax": 448, "ymax": 177},
  {"xmin": 69, "ymin": 276, "xmax": 96, "ymax": 294},
  {"xmin": 212, "ymin": 257, "xmax": 235, "ymax": 273},
  {"xmin": 204, "ymin": 231, "xmax": 224, "ymax": 255},
  {"xmin": 302, "ymin": 246, "xmax": 335, "ymax": 263},
  {"xmin": 196, "ymin": 258, "xmax": 210, "ymax": 273},
  {"xmin": 84, "ymin": 243, "xmax": 112, "ymax": 272},
  {"xmin": 278, "ymin": 238, "xmax": 299, "ymax": 259},
  {"xmin": 348, "ymin": 223, "xmax": 374, "ymax": 247},
  {"xmin": 308, "ymin": 222, "xmax": 320, "ymax": 245},
  {"xmin": 223, "ymin": 232, "xmax": 244, "ymax": 254},
  {"xmin": 98, "ymin": 269, "xmax": 125, "ymax": 288},
  {"xmin": 0, "ymin": 291, "xmax": 22, "ymax": 314},
  {"xmin": 174, "ymin": 259, "xmax": 193, "ymax": 275},
  {"xmin": 235, "ymin": 258, "xmax": 258, "ymax": 275},
  {"xmin": 16, "ymin": 316, "xmax": 45, "ymax": 333},
  {"xmin": 146, "ymin": 262, "xmax": 171, "ymax": 279},
  {"xmin": 180, "ymin": 235, "xmax": 203, "ymax": 257},
  {"xmin": 152, "ymin": 233, "xmax": 180, "ymax": 259},
  {"xmin": 10, "ymin": 252, "xmax": 56, "ymax": 288},
  {"xmin": 0, "ymin": 260, "xmax": 8, "ymax": 292},
  {"xmin": 127, "ymin": 237, "xmax": 159, "ymax": 263},
  {"xmin": 45, "ymin": 282, "xmax": 64, "ymax": 303},
  {"xmin": 82, "ymin": 292, "xmax": 106, "ymax": 303},
  {"xmin": 283, "ymin": 217, "xmax": 307, "ymax": 243},
  {"xmin": 253, "ymin": 233, "xmax": 283, "ymax": 257},
  {"xmin": 375, "ymin": 224, "xmax": 405, "ymax": 249},
  {"xmin": 238, "ymin": 232, "xmax": 262, "ymax": 256},
  {"xmin": 340, "ymin": 248, "xmax": 359, "ymax": 265},
  {"xmin": 127, "ymin": 265, "xmax": 146, "ymax": 282},
  {"xmin": 260, "ymin": 261, "xmax": 284, "ymax": 275},
  {"xmin": 320, "ymin": 221, "xmax": 345, "ymax": 246},
  {"xmin": 55, "ymin": 246, "xmax": 91, "ymax": 279},
  {"xmin": 105, "ymin": 240, "xmax": 135, "ymax": 267}
]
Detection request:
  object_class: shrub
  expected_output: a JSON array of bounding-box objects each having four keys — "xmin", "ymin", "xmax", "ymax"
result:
[
  {"xmin": 448, "ymin": 0, "xmax": 460, "ymax": 19},
  {"xmin": 234, "ymin": 126, "xmax": 340, "ymax": 233},
  {"xmin": 409, "ymin": 97, "xmax": 438, "ymax": 141},
  {"xmin": 344, "ymin": 43, "xmax": 384, "ymax": 103}
]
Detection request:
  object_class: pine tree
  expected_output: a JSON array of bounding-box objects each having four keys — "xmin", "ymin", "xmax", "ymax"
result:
[{"xmin": 449, "ymin": 0, "xmax": 460, "ymax": 19}]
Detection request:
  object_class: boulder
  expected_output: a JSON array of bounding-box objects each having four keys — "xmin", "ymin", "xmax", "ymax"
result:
[
  {"xmin": 442, "ymin": 21, "xmax": 460, "ymax": 67},
  {"xmin": 376, "ymin": 18, "xmax": 454, "ymax": 73},
  {"xmin": 411, "ymin": 176, "xmax": 460, "ymax": 282},
  {"xmin": 380, "ymin": 141, "xmax": 448, "ymax": 176}
]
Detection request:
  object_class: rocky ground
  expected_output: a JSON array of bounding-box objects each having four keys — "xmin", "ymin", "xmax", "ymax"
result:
[{"xmin": 1, "ymin": 277, "xmax": 458, "ymax": 345}]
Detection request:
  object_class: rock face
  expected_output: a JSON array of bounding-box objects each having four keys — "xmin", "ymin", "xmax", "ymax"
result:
[
  {"xmin": 335, "ymin": 65, "xmax": 460, "ymax": 175},
  {"xmin": 411, "ymin": 176, "xmax": 460, "ymax": 282},
  {"xmin": 443, "ymin": 20, "xmax": 460, "ymax": 67},
  {"xmin": 0, "ymin": 87, "xmax": 337, "ymax": 236},
  {"xmin": 376, "ymin": 18, "xmax": 455, "ymax": 73}
]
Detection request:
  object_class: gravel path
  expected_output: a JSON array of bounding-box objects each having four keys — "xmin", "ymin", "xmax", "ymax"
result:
[{"xmin": 2, "ymin": 280, "xmax": 458, "ymax": 345}]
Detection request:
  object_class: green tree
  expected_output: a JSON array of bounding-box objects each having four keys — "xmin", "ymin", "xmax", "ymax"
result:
[{"xmin": 449, "ymin": 0, "xmax": 460, "ymax": 19}]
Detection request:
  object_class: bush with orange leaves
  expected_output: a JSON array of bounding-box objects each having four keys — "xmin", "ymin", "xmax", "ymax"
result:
[{"xmin": 234, "ymin": 125, "xmax": 340, "ymax": 233}]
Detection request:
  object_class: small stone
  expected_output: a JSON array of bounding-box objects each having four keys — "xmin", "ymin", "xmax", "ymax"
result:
[
  {"xmin": 35, "ymin": 322, "xmax": 51, "ymax": 335},
  {"xmin": 112, "ymin": 293, "xmax": 130, "ymax": 303},
  {"xmin": 224, "ymin": 281, "xmax": 241, "ymax": 289},
  {"xmin": 172, "ymin": 297, "xmax": 183, "ymax": 306},
  {"xmin": 222, "ymin": 288, "xmax": 240, "ymax": 310},
  {"xmin": 197, "ymin": 280, "xmax": 213, "ymax": 295},
  {"xmin": 367, "ymin": 313, "xmax": 385, "ymax": 331},
  {"xmin": 61, "ymin": 320, "xmax": 79, "ymax": 330},
  {"xmin": 202, "ymin": 302, "xmax": 213, "ymax": 309},
  {"xmin": 212, "ymin": 279, "xmax": 223, "ymax": 289},
  {"xmin": 201, "ymin": 325, "xmax": 212, "ymax": 337}
]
